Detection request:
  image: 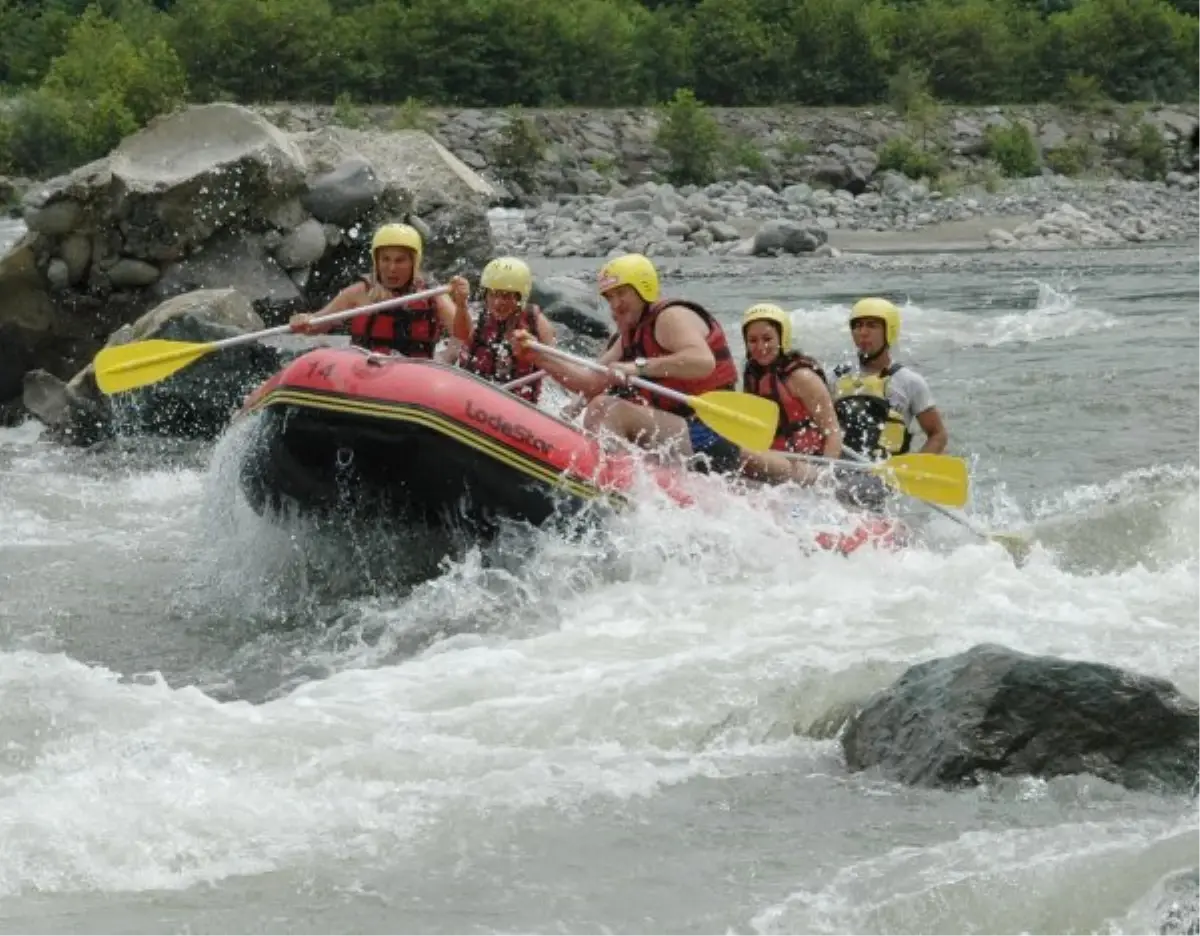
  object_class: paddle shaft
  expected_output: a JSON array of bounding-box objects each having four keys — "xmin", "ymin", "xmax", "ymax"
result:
[
  {"xmin": 500, "ymin": 369, "xmax": 547, "ymax": 392},
  {"xmin": 526, "ymin": 340, "xmax": 707, "ymax": 411},
  {"xmin": 232, "ymin": 285, "xmax": 451, "ymax": 350},
  {"xmin": 780, "ymin": 451, "xmax": 888, "ymax": 475}
]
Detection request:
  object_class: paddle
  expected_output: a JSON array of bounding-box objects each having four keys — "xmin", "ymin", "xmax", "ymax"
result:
[
  {"xmin": 500, "ymin": 369, "xmax": 547, "ymax": 392},
  {"xmin": 93, "ymin": 285, "xmax": 451, "ymax": 396},
  {"xmin": 782, "ymin": 450, "xmax": 970, "ymax": 509},
  {"xmin": 522, "ymin": 340, "xmax": 779, "ymax": 452},
  {"xmin": 840, "ymin": 445, "xmax": 1031, "ymax": 562}
]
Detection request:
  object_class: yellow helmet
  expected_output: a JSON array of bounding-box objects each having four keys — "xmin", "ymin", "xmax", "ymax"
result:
[
  {"xmin": 480, "ymin": 256, "xmax": 533, "ymax": 304},
  {"xmin": 741, "ymin": 302, "xmax": 792, "ymax": 350},
  {"xmin": 849, "ymin": 297, "xmax": 901, "ymax": 348},
  {"xmin": 598, "ymin": 253, "xmax": 659, "ymax": 303},
  {"xmin": 371, "ymin": 223, "xmax": 423, "ymax": 264}
]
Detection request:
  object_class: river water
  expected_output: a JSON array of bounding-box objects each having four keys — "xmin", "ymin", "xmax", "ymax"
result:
[{"xmin": 0, "ymin": 238, "xmax": 1197, "ymax": 934}]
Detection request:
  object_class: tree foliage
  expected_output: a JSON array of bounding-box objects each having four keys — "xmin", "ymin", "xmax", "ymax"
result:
[{"xmin": 0, "ymin": 0, "xmax": 1194, "ymax": 175}]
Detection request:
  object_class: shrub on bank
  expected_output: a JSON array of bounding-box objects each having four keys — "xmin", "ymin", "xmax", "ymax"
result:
[
  {"xmin": 984, "ymin": 122, "xmax": 1042, "ymax": 177},
  {"xmin": 876, "ymin": 136, "xmax": 946, "ymax": 182},
  {"xmin": 655, "ymin": 88, "xmax": 725, "ymax": 186},
  {"xmin": 1045, "ymin": 137, "xmax": 1102, "ymax": 175},
  {"xmin": 0, "ymin": 6, "xmax": 186, "ymax": 177}
]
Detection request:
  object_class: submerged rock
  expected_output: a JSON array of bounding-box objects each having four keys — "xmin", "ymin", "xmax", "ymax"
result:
[
  {"xmin": 841, "ymin": 643, "xmax": 1199, "ymax": 794},
  {"xmin": 25, "ymin": 288, "xmax": 283, "ymax": 443}
]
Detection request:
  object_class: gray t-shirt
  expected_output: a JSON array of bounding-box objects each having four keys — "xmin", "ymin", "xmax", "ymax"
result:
[{"xmin": 832, "ymin": 364, "xmax": 935, "ymax": 431}]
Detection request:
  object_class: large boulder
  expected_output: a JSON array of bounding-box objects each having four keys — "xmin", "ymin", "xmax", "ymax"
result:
[
  {"xmin": 751, "ymin": 218, "xmax": 828, "ymax": 256},
  {"xmin": 289, "ymin": 126, "xmax": 495, "ymax": 306},
  {"xmin": 841, "ymin": 643, "xmax": 1198, "ymax": 794},
  {"xmin": 23, "ymin": 101, "xmax": 308, "ymax": 260},
  {"xmin": 1, "ymin": 103, "xmax": 497, "ymax": 430},
  {"xmin": 530, "ymin": 274, "xmax": 610, "ymax": 342},
  {"xmin": 0, "ymin": 236, "xmax": 57, "ymax": 401}
]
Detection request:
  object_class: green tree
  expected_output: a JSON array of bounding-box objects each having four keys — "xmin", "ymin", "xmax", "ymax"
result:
[
  {"xmin": 168, "ymin": 0, "xmax": 341, "ymax": 101},
  {"xmin": 43, "ymin": 4, "xmax": 186, "ymax": 125},
  {"xmin": 0, "ymin": 0, "xmax": 1196, "ymax": 122},
  {"xmin": 1047, "ymin": 0, "xmax": 1198, "ymax": 100},
  {"xmin": 688, "ymin": 0, "xmax": 776, "ymax": 103},
  {"xmin": 776, "ymin": 0, "xmax": 889, "ymax": 105}
]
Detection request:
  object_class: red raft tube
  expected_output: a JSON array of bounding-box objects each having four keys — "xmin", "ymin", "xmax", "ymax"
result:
[{"xmin": 234, "ymin": 347, "xmax": 691, "ymax": 533}]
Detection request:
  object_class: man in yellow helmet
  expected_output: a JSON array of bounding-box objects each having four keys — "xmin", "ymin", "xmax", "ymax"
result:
[
  {"xmin": 289, "ymin": 222, "xmax": 470, "ymax": 362},
  {"xmin": 832, "ymin": 297, "xmax": 948, "ymax": 461},
  {"xmin": 514, "ymin": 253, "xmax": 743, "ymax": 473},
  {"xmin": 456, "ymin": 256, "xmax": 557, "ymax": 403}
]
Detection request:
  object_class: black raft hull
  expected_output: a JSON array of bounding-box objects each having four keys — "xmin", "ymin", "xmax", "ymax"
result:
[{"xmin": 233, "ymin": 349, "xmax": 653, "ymax": 535}]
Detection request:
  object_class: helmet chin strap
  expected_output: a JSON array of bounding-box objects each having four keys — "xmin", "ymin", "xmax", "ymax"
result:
[{"xmin": 857, "ymin": 343, "xmax": 888, "ymax": 365}]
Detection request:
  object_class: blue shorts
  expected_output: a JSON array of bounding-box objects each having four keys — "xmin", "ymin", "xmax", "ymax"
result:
[{"xmin": 685, "ymin": 418, "xmax": 741, "ymax": 475}]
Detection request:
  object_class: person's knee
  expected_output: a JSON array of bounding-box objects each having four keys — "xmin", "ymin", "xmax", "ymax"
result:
[{"xmin": 582, "ymin": 396, "xmax": 614, "ymax": 432}]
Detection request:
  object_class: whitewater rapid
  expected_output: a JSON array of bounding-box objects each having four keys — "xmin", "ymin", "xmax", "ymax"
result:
[{"xmin": 1, "ymin": 250, "xmax": 1196, "ymax": 934}]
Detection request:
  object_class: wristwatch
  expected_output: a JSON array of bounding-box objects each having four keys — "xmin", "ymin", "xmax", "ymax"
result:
[{"xmin": 634, "ymin": 357, "xmax": 649, "ymax": 377}]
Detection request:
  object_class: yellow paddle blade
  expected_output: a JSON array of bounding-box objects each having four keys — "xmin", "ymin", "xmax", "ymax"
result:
[
  {"xmin": 871, "ymin": 453, "xmax": 970, "ymax": 509},
  {"xmin": 94, "ymin": 339, "xmax": 216, "ymax": 395},
  {"xmin": 688, "ymin": 390, "xmax": 779, "ymax": 452}
]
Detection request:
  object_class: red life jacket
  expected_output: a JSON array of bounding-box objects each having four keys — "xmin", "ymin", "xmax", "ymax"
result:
[
  {"xmin": 348, "ymin": 275, "xmax": 441, "ymax": 358},
  {"xmin": 743, "ymin": 352, "xmax": 828, "ymax": 454},
  {"xmin": 458, "ymin": 303, "xmax": 545, "ymax": 403},
  {"xmin": 618, "ymin": 299, "xmax": 738, "ymax": 417}
]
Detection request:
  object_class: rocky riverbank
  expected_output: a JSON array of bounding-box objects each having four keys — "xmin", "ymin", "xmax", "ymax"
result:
[
  {"xmin": 488, "ymin": 172, "xmax": 1200, "ymax": 259},
  {"xmin": 257, "ymin": 102, "xmax": 1200, "ymax": 199},
  {"xmin": 252, "ymin": 100, "xmax": 1199, "ymax": 258}
]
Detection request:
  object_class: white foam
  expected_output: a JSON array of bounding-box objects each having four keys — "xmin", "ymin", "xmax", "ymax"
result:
[
  {"xmin": 762, "ymin": 280, "xmax": 1120, "ymax": 368},
  {"xmin": 0, "ymin": 364, "xmax": 1195, "ymax": 905}
]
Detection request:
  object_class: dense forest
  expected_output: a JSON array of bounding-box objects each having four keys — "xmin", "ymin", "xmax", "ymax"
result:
[{"xmin": 0, "ymin": 0, "xmax": 1196, "ymax": 175}]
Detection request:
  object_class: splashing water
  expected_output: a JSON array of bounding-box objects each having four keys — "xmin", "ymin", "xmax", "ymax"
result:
[{"xmin": 0, "ymin": 247, "xmax": 1196, "ymax": 934}]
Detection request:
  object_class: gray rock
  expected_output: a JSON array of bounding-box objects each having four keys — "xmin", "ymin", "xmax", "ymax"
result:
[
  {"xmin": 59, "ymin": 232, "xmax": 92, "ymax": 285},
  {"xmin": 108, "ymin": 258, "xmax": 161, "ymax": 288},
  {"xmin": 101, "ymin": 289, "xmax": 281, "ymax": 440},
  {"xmin": 23, "ymin": 199, "xmax": 83, "ymax": 235},
  {"xmin": 841, "ymin": 643, "xmax": 1199, "ymax": 793},
  {"xmin": 613, "ymin": 194, "xmax": 653, "ymax": 213},
  {"xmin": 46, "ymin": 258, "xmax": 70, "ymax": 292},
  {"xmin": 530, "ymin": 274, "xmax": 607, "ymax": 339},
  {"xmin": 752, "ymin": 218, "xmax": 827, "ymax": 256},
  {"xmin": 154, "ymin": 233, "xmax": 301, "ymax": 315},
  {"xmin": 708, "ymin": 221, "xmax": 740, "ymax": 242},
  {"xmin": 301, "ymin": 157, "xmax": 385, "ymax": 226},
  {"xmin": 0, "ymin": 236, "xmax": 56, "ymax": 337},
  {"xmin": 21, "ymin": 368, "xmax": 109, "ymax": 446},
  {"xmin": 266, "ymin": 197, "xmax": 309, "ymax": 231},
  {"xmin": 276, "ymin": 218, "xmax": 327, "ymax": 269}
]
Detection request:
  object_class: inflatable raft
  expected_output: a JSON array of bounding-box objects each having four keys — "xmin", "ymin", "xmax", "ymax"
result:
[
  {"xmin": 235, "ymin": 346, "xmax": 687, "ymax": 533},
  {"xmin": 235, "ymin": 346, "xmax": 910, "ymax": 555}
]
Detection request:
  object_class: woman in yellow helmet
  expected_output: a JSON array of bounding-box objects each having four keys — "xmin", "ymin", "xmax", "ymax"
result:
[
  {"xmin": 288, "ymin": 222, "xmax": 470, "ymax": 362},
  {"xmin": 740, "ymin": 303, "xmax": 842, "ymax": 455},
  {"xmin": 456, "ymin": 257, "xmax": 557, "ymax": 403}
]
